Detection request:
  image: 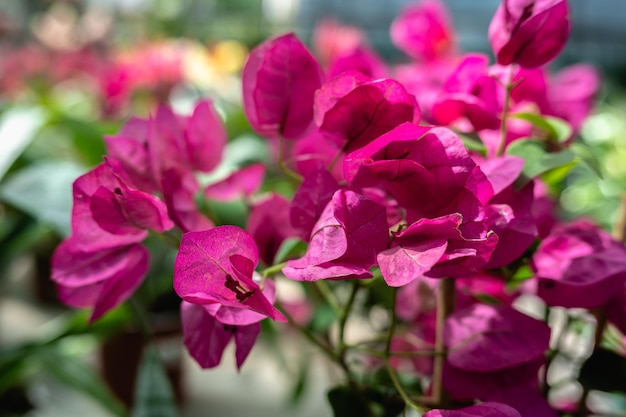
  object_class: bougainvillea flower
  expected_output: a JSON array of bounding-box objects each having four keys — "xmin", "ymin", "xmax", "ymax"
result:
[
  {"xmin": 431, "ymin": 54, "xmax": 502, "ymax": 131},
  {"xmin": 52, "ymin": 240, "xmax": 149, "ymax": 322},
  {"xmin": 531, "ymin": 220, "xmax": 626, "ymax": 309},
  {"xmin": 242, "ymin": 33, "xmax": 324, "ymax": 140},
  {"xmin": 443, "ymin": 304, "xmax": 550, "ymax": 400},
  {"xmin": 390, "ymin": 0, "xmax": 455, "ymax": 62},
  {"xmin": 532, "ymin": 180, "xmax": 557, "ymax": 239},
  {"xmin": 71, "ymin": 161, "xmax": 173, "ymax": 252},
  {"xmin": 378, "ymin": 213, "xmax": 498, "ymax": 285},
  {"xmin": 247, "ymin": 193, "xmax": 298, "ymax": 266},
  {"xmin": 289, "ymin": 164, "xmax": 340, "ymax": 241},
  {"xmin": 283, "ymin": 190, "xmax": 388, "ymax": 281},
  {"xmin": 488, "ymin": 386, "xmax": 559, "ymax": 417},
  {"xmin": 488, "ymin": 0, "xmax": 570, "ymax": 68},
  {"xmin": 548, "ymin": 64, "xmax": 601, "ymax": 135},
  {"xmin": 104, "ymin": 116, "xmax": 156, "ymax": 192},
  {"xmin": 345, "ymin": 123, "xmax": 493, "ymax": 222},
  {"xmin": 181, "ymin": 301, "xmax": 260, "ymax": 370},
  {"xmin": 149, "ymin": 100, "xmax": 226, "ymax": 184},
  {"xmin": 292, "ymin": 128, "xmax": 343, "ymax": 180},
  {"xmin": 479, "ymin": 156, "xmax": 538, "ymax": 268},
  {"xmin": 161, "ymin": 166, "xmax": 214, "ymax": 233},
  {"xmin": 204, "ymin": 163, "xmax": 265, "ymax": 202},
  {"xmin": 423, "ymin": 402, "xmax": 522, "ymax": 417},
  {"xmin": 326, "ymin": 46, "xmax": 388, "ymax": 80},
  {"xmin": 314, "ymin": 71, "xmax": 420, "ymax": 153},
  {"xmin": 312, "ymin": 18, "xmax": 366, "ymax": 65},
  {"xmin": 173, "ymin": 225, "xmax": 285, "ymax": 321}
]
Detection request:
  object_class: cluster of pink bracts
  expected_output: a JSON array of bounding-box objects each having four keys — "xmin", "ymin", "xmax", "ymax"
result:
[{"xmin": 51, "ymin": 0, "xmax": 626, "ymax": 415}]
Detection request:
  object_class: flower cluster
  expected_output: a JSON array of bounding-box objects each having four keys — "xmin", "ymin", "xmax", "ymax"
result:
[{"xmin": 50, "ymin": 0, "xmax": 626, "ymax": 415}]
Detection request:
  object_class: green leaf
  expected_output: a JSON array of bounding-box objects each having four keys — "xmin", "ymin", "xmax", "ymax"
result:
[
  {"xmin": 273, "ymin": 237, "xmax": 307, "ymax": 264},
  {"xmin": 131, "ymin": 344, "xmax": 178, "ymax": 417},
  {"xmin": 38, "ymin": 349, "xmax": 127, "ymax": 417},
  {"xmin": 0, "ymin": 161, "xmax": 86, "ymax": 236},
  {"xmin": 458, "ymin": 132, "xmax": 487, "ymax": 154},
  {"xmin": 511, "ymin": 113, "xmax": 572, "ymax": 143},
  {"xmin": 0, "ymin": 106, "xmax": 46, "ymax": 180},
  {"xmin": 569, "ymin": 141, "xmax": 604, "ymax": 178},
  {"xmin": 49, "ymin": 114, "xmax": 107, "ymax": 166},
  {"xmin": 579, "ymin": 348, "xmax": 626, "ymax": 393},
  {"xmin": 506, "ymin": 139, "xmax": 576, "ymax": 189}
]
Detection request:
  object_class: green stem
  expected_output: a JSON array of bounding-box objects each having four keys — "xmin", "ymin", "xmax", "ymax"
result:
[
  {"xmin": 260, "ymin": 262, "xmax": 287, "ymax": 279},
  {"xmin": 129, "ymin": 297, "xmax": 152, "ymax": 340},
  {"xmin": 315, "ymin": 280, "xmax": 342, "ymax": 316},
  {"xmin": 432, "ymin": 278, "xmax": 455, "ymax": 407},
  {"xmin": 277, "ymin": 136, "xmax": 303, "ymax": 182},
  {"xmin": 384, "ymin": 288, "xmax": 428, "ymax": 413},
  {"xmin": 496, "ymin": 65, "xmax": 515, "ymax": 157}
]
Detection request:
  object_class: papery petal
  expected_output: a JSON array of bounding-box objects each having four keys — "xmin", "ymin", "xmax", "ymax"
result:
[
  {"xmin": 424, "ymin": 402, "xmax": 522, "ymax": 417},
  {"xmin": 248, "ymin": 193, "xmax": 297, "ymax": 266},
  {"xmin": 181, "ymin": 301, "xmax": 232, "ymax": 369},
  {"xmin": 326, "ymin": 46, "xmax": 387, "ymax": 80},
  {"xmin": 315, "ymin": 74, "xmax": 420, "ymax": 152},
  {"xmin": 390, "ymin": 0, "xmax": 455, "ymax": 62},
  {"xmin": 204, "ymin": 164, "xmax": 265, "ymax": 202},
  {"xmin": 488, "ymin": 385, "xmax": 559, "ymax": 417},
  {"xmin": 488, "ymin": 0, "xmax": 570, "ymax": 68},
  {"xmin": 292, "ymin": 128, "xmax": 343, "ymax": 180},
  {"xmin": 185, "ymin": 100, "xmax": 226, "ymax": 172},
  {"xmin": 480, "ymin": 156, "xmax": 525, "ymax": 195},
  {"xmin": 55, "ymin": 243, "xmax": 149, "ymax": 322},
  {"xmin": 162, "ymin": 166, "xmax": 214, "ymax": 233},
  {"xmin": 290, "ymin": 164, "xmax": 340, "ymax": 240},
  {"xmin": 71, "ymin": 164, "xmax": 147, "ymax": 251},
  {"xmin": 174, "ymin": 226, "xmax": 285, "ymax": 321},
  {"xmin": 242, "ymin": 33, "xmax": 324, "ymax": 140},
  {"xmin": 378, "ymin": 240, "xmax": 448, "ymax": 287},
  {"xmin": 234, "ymin": 322, "xmax": 261, "ymax": 370},
  {"xmin": 444, "ymin": 304, "xmax": 550, "ymax": 372},
  {"xmin": 206, "ymin": 280, "xmax": 279, "ymax": 326}
]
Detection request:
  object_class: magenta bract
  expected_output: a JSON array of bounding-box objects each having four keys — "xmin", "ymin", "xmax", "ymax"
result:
[
  {"xmin": 390, "ymin": 0, "xmax": 455, "ymax": 62},
  {"xmin": 242, "ymin": 33, "xmax": 324, "ymax": 140},
  {"xmin": 443, "ymin": 304, "xmax": 550, "ymax": 400},
  {"xmin": 181, "ymin": 301, "xmax": 261, "ymax": 370},
  {"xmin": 531, "ymin": 220, "xmax": 626, "ymax": 309},
  {"xmin": 53, "ymin": 241, "xmax": 149, "ymax": 322},
  {"xmin": 326, "ymin": 46, "xmax": 388, "ymax": 80},
  {"xmin": 488, "ymin": 386, "xmax": 559, "ymax": 417},
  {"xmin": 488, "ymin": 0, "xmax": 570, "ymax": 68},
  {"xmin": 315, "ymin": 72, "xmax": 420, "ymax": 153},
  {"xmin": 204, "ymin": 163, "xmax": 265, "ymax": 202},
  {"xmin": 173, "ymin": 226, "xmax": 285, "ymax": 321},
  {"xmin": 71, "ymin": 162, "xmax": 172, "ymax": 252},
  {"xmin": 289, "ymin": 164, "xmax": 341, "ymax": 241},
  {"xmin": 424, "ymin": 402, "xmax": 522, "ymax": 417},
  {"xmin": 161, "ymin": 166, "xmax": 214, "ymax": 233},
  {"xmin": 431, "ymin": 54, "xmax": 501, "ymax": 131},
  {"xmin": 379, "ymin": 214, "xmax": 498, "ymax": 285},
  {"xmin": 345, "ymin": 123, "xmax": 493, "ymax": 222},
  {"xmin": 248, "ymin": 193, "xmax": 298, "ymax": 266},
  {"xmin": 283, "ymin": 190, "xmax": 388, "ymax": 281},
  {"xmin": 104, "ymin": 116, "xmax": 156, "ymax": 192}
]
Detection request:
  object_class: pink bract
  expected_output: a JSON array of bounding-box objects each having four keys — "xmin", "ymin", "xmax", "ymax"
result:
[
  {"xmin": 283, "ymin": 190, "xmax": 388, "ymax": 281},
  {"xmin": 488, "ymin": 0, "xmax": 570, "ymax": 68},
  {"xmin": 181, "ymin": 301, "xmax": 260, "ymax": 370},
  {"xmin": 390, "ymin": 0, "xmax": 456, "ymax": 62},
  {"xmin": 173, "ymin": 226, "xmax": 285, "ymax": 322},
  {"xmin": 443, "ymin": 304, "xmax": 550, "ymax": 400},
  {"xmin": 326, "ymin": 46, "xmax": 388, "ymax": 80},
  {"xmin": 431, "ymin": 54, "xmax": 502, "ymax": 132},
  {"xmin": 204, "ymin": 163, "xmax": 265, "ymax": 202},
  {"xmin": 289, "ymin": 164, "xmax": 341, "ymax": 241},
  {"xmin": 247, "ymin": 193, "xmax": 298, "ymax": 266},
  {"xmin": 314, "ymin": 72, "xmax": 420, "ymax": 153},
  {"xmin": 242, "ymin": 33, "xmax": 324, "ymax": 140},
  {"xmin": 53, "ymin": 241, "xmax": 149, "ymax": 322},
  {"xmin": 161, "ymin": 166, "xmax": 214, "ymax": 233},
  {"xmin": 424, "ymin": 402, "xmax": 522, "ymax": 417},
  {"xmin": 531, "ymin": 220, "xmax": 626, "ymax": 309}
]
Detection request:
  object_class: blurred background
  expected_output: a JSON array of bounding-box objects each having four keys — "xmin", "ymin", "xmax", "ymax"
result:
[{"xmin": 0, "ymin": 1, "xmax": 625, "ymax": 416}]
